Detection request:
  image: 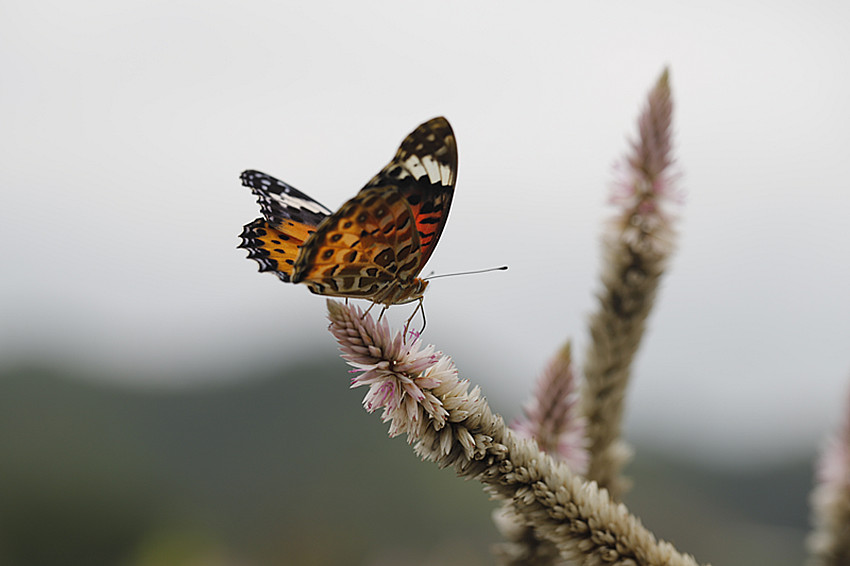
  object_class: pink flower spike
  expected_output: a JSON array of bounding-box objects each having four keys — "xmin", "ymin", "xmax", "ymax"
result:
[
  {"xmin": 326, "ymin": 304, "xmax": 703, "ymax": 566},
  {"xmin": 513, "ymin": 343, "xmax": 588, "ymax": 475},
  {"xmin": 327, "ymin": 300, "xmax": 453, "ymax": 430},
  {"xmin": 608, "ymin": 67, "xmax": 682, "ymax": 254}
]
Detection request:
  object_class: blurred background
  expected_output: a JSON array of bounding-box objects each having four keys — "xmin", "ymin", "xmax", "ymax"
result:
[{"xmin": 2, "ymin": 1, "xmax": 848, "ymax": 564}]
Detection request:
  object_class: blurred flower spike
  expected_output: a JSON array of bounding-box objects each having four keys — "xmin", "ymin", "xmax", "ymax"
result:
[
  {"xmin": 513, "ymin": 343, "xmax": 589, "ymax": 475},
  {"xmin": 610, "ymin": 67, "xmax": 682, "ymax": 251},
  {"xmin": 327, "ymin": 300, "xmax": 454, "ymax": 437},
  {"xmin": 582, "ymin": 67, "xmax": 681, "ymax": 498},
  {"xmin": 808, "ymin": 381, "xmax": 850, "ymax": 565}
]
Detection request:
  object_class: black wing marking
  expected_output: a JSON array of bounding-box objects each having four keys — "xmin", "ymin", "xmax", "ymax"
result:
[
  {"xmin": 363, "ymin": 116, "xmax": 457, "ymax": 266},
  {"xmin": 365, "ymin": 116, "xmax": 457, "ymax": 193},
  {"xmin": 240, "ymin": 169, "xmax": 332, "ymax": 229}
]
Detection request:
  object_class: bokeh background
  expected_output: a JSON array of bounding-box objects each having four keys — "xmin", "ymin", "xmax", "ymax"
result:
[{"xmin": 2, "ymin": 1, "xmax": 848, "ymax": 565}]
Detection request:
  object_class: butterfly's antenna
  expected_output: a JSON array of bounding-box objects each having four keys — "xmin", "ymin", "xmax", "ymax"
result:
[{"xmin": 425, "ymin": 266, "xmax": 508, "ymax": 281}]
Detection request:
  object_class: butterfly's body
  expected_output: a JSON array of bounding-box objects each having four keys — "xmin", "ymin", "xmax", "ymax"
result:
[{"xmin": 239, "ymin": 117, "xmax": 456, "ymax": 309}]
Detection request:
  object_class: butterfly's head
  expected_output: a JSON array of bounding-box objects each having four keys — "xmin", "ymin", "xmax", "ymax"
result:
[{"xmin": 410, "ymin": 278, "xmax": 429, "ymax": 299}]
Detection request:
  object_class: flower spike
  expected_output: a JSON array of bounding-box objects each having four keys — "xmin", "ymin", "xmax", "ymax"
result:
[
  {"xmin": 582, "ymin": 67, "xmax": 681, "ymax": 498},
  {"xmin": 326, "ymin": 300, "xmax": 706, "ymax": 566}
]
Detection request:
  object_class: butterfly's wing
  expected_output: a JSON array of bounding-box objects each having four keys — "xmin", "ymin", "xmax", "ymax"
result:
[
  {"xmin": 290, "ymin": 186, "xmax": 423, "ymax": 300},
  {"xmin": 290, "ymin": 117, "xmax": 456, "ymax": 299},
  {"xmin": 238, "ymin": 170, "xmax": 332, "ymax": 282},
  {"xmin": 365, "ymin": 117, "xmax": 457, "ymax": 266},
  {"xmin": 241, "ymin": 169, "xmax": 332, "ymax": 228}
]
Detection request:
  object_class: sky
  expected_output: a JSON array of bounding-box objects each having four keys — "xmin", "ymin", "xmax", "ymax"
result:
[{"xmin": 2, "ymin": 0, "xmax": 849, "ymax": 467}]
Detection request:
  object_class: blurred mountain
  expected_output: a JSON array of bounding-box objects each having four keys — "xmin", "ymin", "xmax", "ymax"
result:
[{"xmin": 0, "ymin": 359, "xmax": 813, "ymax": 566}]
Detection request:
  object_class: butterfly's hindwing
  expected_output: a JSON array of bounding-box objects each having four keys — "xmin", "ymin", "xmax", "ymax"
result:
[
  {"xmin": 239, "ymin": 170, "xmax": 331, "ymax": 282},
  {"xmin": 291, "ymin": 187, "xmax": 422, "ymax": 298},
  {"xmin": 238, "ymin": 218, "xmax": 310, "ymax": 282}
]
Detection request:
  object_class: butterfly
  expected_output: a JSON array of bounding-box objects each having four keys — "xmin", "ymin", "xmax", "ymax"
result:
[{"xmin": 238, "ymin": 117, "xmax": 457, "ymax": 317}]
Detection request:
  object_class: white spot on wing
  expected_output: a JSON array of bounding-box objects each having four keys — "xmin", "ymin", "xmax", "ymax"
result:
[
  {"xmin": 269, "ymin": 192, "xmax": 329, "ymax": 215},
  {"xmin": 420, "ymin": 156, "xmax": 443, "ymax": 184},
  {"xmin": 402, "ymin": 156, "xmax": 428, "ymax": 180}
]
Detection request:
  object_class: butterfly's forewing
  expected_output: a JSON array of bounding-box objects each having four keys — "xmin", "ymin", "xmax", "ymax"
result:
[
  {"xmin": 366, "ymin": 117, "xmax": 457, "ymax": 266},
  {"xmin": 241, "ymin": 170, "xmax": 332, "ymax": 229},
  {"xmin": 238, "ymin": 171, "xmax": 331, "ymax": 282}
]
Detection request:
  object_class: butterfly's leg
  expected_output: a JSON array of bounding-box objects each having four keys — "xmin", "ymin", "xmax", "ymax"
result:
[
  {"xmin": 403, "ymin": 298, "xmax": 426, "ymax": 340},
  {"xmin": 364, "ymin": 284, "xmax": 395, "ymax": 320},
  {"xmin": 362, "ymin": 301, "xmax": 377, "ymax": 319},
  {"xmin": 418, "ymin": 298, "xmax": 427, "ymax": 333}
]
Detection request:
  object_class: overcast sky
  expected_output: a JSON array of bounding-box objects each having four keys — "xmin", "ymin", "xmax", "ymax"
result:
[{"xmin": 2, "ymin": 1, "xmax": 849, "ymax": 466}]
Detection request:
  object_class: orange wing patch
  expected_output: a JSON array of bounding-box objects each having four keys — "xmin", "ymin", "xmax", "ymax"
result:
[
  {"xmin": 291, "ymin": 187, "xmax": 422, "ymax": 301},
  {"xmin": 238, "ymin": 219, "xmax": 312, "ymax": 282}
]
